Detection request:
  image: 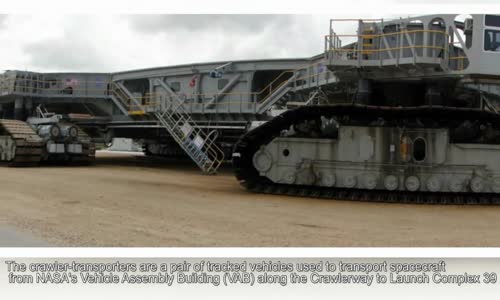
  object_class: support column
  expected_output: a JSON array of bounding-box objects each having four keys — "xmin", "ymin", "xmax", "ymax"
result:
[
  {"xmin": 14, "ymin": 98, "xmax": 24, "ymax": 120},
  {"xmin": 425, "ymin": 86, "xmax": 443, "ymax": 106},
  {"xmin": 355, "ymin": 79, "xmax": 372, "ymax": 105},
  {"xmin": 24, "ymin": 98, "xmax": 33, "ymax": 118}
]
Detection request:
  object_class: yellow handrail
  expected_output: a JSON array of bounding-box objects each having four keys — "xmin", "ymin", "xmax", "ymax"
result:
[
  {"xmin": 330, "ymin": 18, "xmax": 383, "ymax": 22},
  {"xmin": 0, "ymin": 60, "xmax": 333, "ymax": 102},
  {"xmin": 327, "ymin": 29, "xmax": 449, "ymax": 39},
  {"xmin": 329, "ymin": 44, "xmax": 447, "ymax": 53}
]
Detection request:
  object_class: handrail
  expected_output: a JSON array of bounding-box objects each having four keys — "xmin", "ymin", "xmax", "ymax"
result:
[
  {"xmin": 0, "ymin": 60, "xmax": 334, "ymax": 103},
  {"xmin": 325, "ymin": 20, "xmax": 470, "ymax": 73},
  {"xmin": 140, "ymin": 67, "xmax": 332, "ymax": 107},
  {"xmin": 2, "ymin": 71, "xmax": 294, "ymax": 96},
  {"xmin": 147, "ymin": 84, "xmax": 226, "ymax": 173},
  {"xmin": 330, "ymin": 18, "xmax": 383, "ymax": 22},
  {"xmin": 325, "ymin": 29, "xmax": 449, "ymax": 39},
  {"xmin": 328, "ymin": 44, "xmax": 448, "ymax": 53},
  {"xmin": 0, "ymin": 60, "xmax": 320, "ymax": 92},
  {"xmin": 258, "ymin": 70, "xmax": 294, "ymax": 96}
]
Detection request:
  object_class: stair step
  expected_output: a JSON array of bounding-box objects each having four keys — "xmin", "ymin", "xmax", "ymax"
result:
[{"xmin": 111, "ymin": 81, "xmax": 224, "ymax": 173}]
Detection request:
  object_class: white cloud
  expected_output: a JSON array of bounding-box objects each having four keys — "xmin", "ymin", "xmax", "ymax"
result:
[{"xmin": 0, "ymin": 14, "xmax": 397, "ymax": 73}]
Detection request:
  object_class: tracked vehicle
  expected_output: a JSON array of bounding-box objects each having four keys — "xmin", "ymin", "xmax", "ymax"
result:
[
  {"xmin": 0, "ymin": 119, "xmax": 44, "ymax": 165},
  {"xmin": 0, "ymin": 106, "xmax": 95, "ymax": 165},
  {"xmin": 27, "ymin": 106, "xmax": 95, "ymax": 163},
  {"xmin": 234, "ymin": 14, "xmax": 500, "ymax": 204},
  {"xmin": 0, "ymin": 57, "xmax": 330, "ymax": 173}
]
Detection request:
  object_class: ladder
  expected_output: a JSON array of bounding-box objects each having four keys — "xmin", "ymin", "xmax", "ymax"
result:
[
  {"xmin": 154, "ymin": 95, "xmax": 225, "ymax": 174},
  {"xmin": 110, "ymin": 82, "xmax": 225, "ymax": 174}
]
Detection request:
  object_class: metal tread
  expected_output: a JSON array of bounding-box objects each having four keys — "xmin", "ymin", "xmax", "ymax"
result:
[
  {"xmin": 0, "ymin": 119, "xmax": 44, "ymax": 165},
  {"xmin": 243, "ymin": 180, "xmax": 500, "ymax": 205},
  {"xmin": 233, "ymin": 104, "xmax": 500, "ymax": 205}
]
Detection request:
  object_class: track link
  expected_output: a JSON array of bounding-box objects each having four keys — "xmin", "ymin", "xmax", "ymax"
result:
[
  {"xmin": 0, "ymin": 119, "xmax": 43, "ymax": 166},
  {"xmin": 233, "ymin": 104, "xmax": 500, "ymax": 205},
  {"xmin": 73, "ymin": 124, "xmax": 95, "ymax": 164}
]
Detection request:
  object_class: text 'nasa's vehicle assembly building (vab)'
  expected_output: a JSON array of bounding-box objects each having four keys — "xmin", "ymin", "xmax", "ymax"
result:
[{"xmin": 2, "ymin": 14, "xmax": 500, "ymax": 204}]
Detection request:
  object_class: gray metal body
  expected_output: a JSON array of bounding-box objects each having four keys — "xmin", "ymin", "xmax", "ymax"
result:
[
  {"xmin": 253, "ymin": 126, "xmax": 500, "ymax": 193},
  {"xmin": 26, "ymin": 111, "xmax": 94, "ymax": 160},
  {"xmin": 0, "ymin": 56, "xmax": 333, "ymax": 171},
  {"xmin": 325, "ymin": 14, "xmax": 500, "ymax": 79},
  {"xmin": 246, "ymin": 14, "xmax": 500, "ymax": 195},
  {"xmin": 1, "ymin": 14, "xmax": 500, "ymax": 176},
  {"xmin": 0, "ymin": 57, "xmax": 329, "ymax": 121}
]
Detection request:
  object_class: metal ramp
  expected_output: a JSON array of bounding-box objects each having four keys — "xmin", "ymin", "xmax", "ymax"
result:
[{"xmin": 111, "ymin": 81, "xmax": 225, "ymax": 174}]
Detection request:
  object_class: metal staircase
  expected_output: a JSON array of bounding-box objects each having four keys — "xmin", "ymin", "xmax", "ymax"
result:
[
  {"xmin": 109, "ymin": 83, "xmax": 143, "ymax": 116},
  {"xmin": 255, "ymin": 62, "xmax": 334, "ymax": 114},
  {"xmin": 110, "ymin": 81, "xmax": 225, "ymax": 174},
  {"xmin": 256, "ymin": 73, "xmax": 298, "ymax": 114},
  {"xmin": 153, "ymin": 100, "xmax": 225, "ymax": 174}
]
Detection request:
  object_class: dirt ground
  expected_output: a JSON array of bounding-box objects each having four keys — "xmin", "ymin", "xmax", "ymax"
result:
[{"xmin": 0, "ymin": 151, "xmax": 499, "ymax": 247}]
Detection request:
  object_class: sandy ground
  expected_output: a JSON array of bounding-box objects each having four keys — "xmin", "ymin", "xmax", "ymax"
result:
[{"xmin": 0, "ymin": 151, "xmax": 500, "ymax": 247}]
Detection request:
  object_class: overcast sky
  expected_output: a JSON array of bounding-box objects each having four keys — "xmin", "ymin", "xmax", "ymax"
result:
[{"xmin": 0, "ymin": 14, "xmax": 406, "ymax": 73}]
